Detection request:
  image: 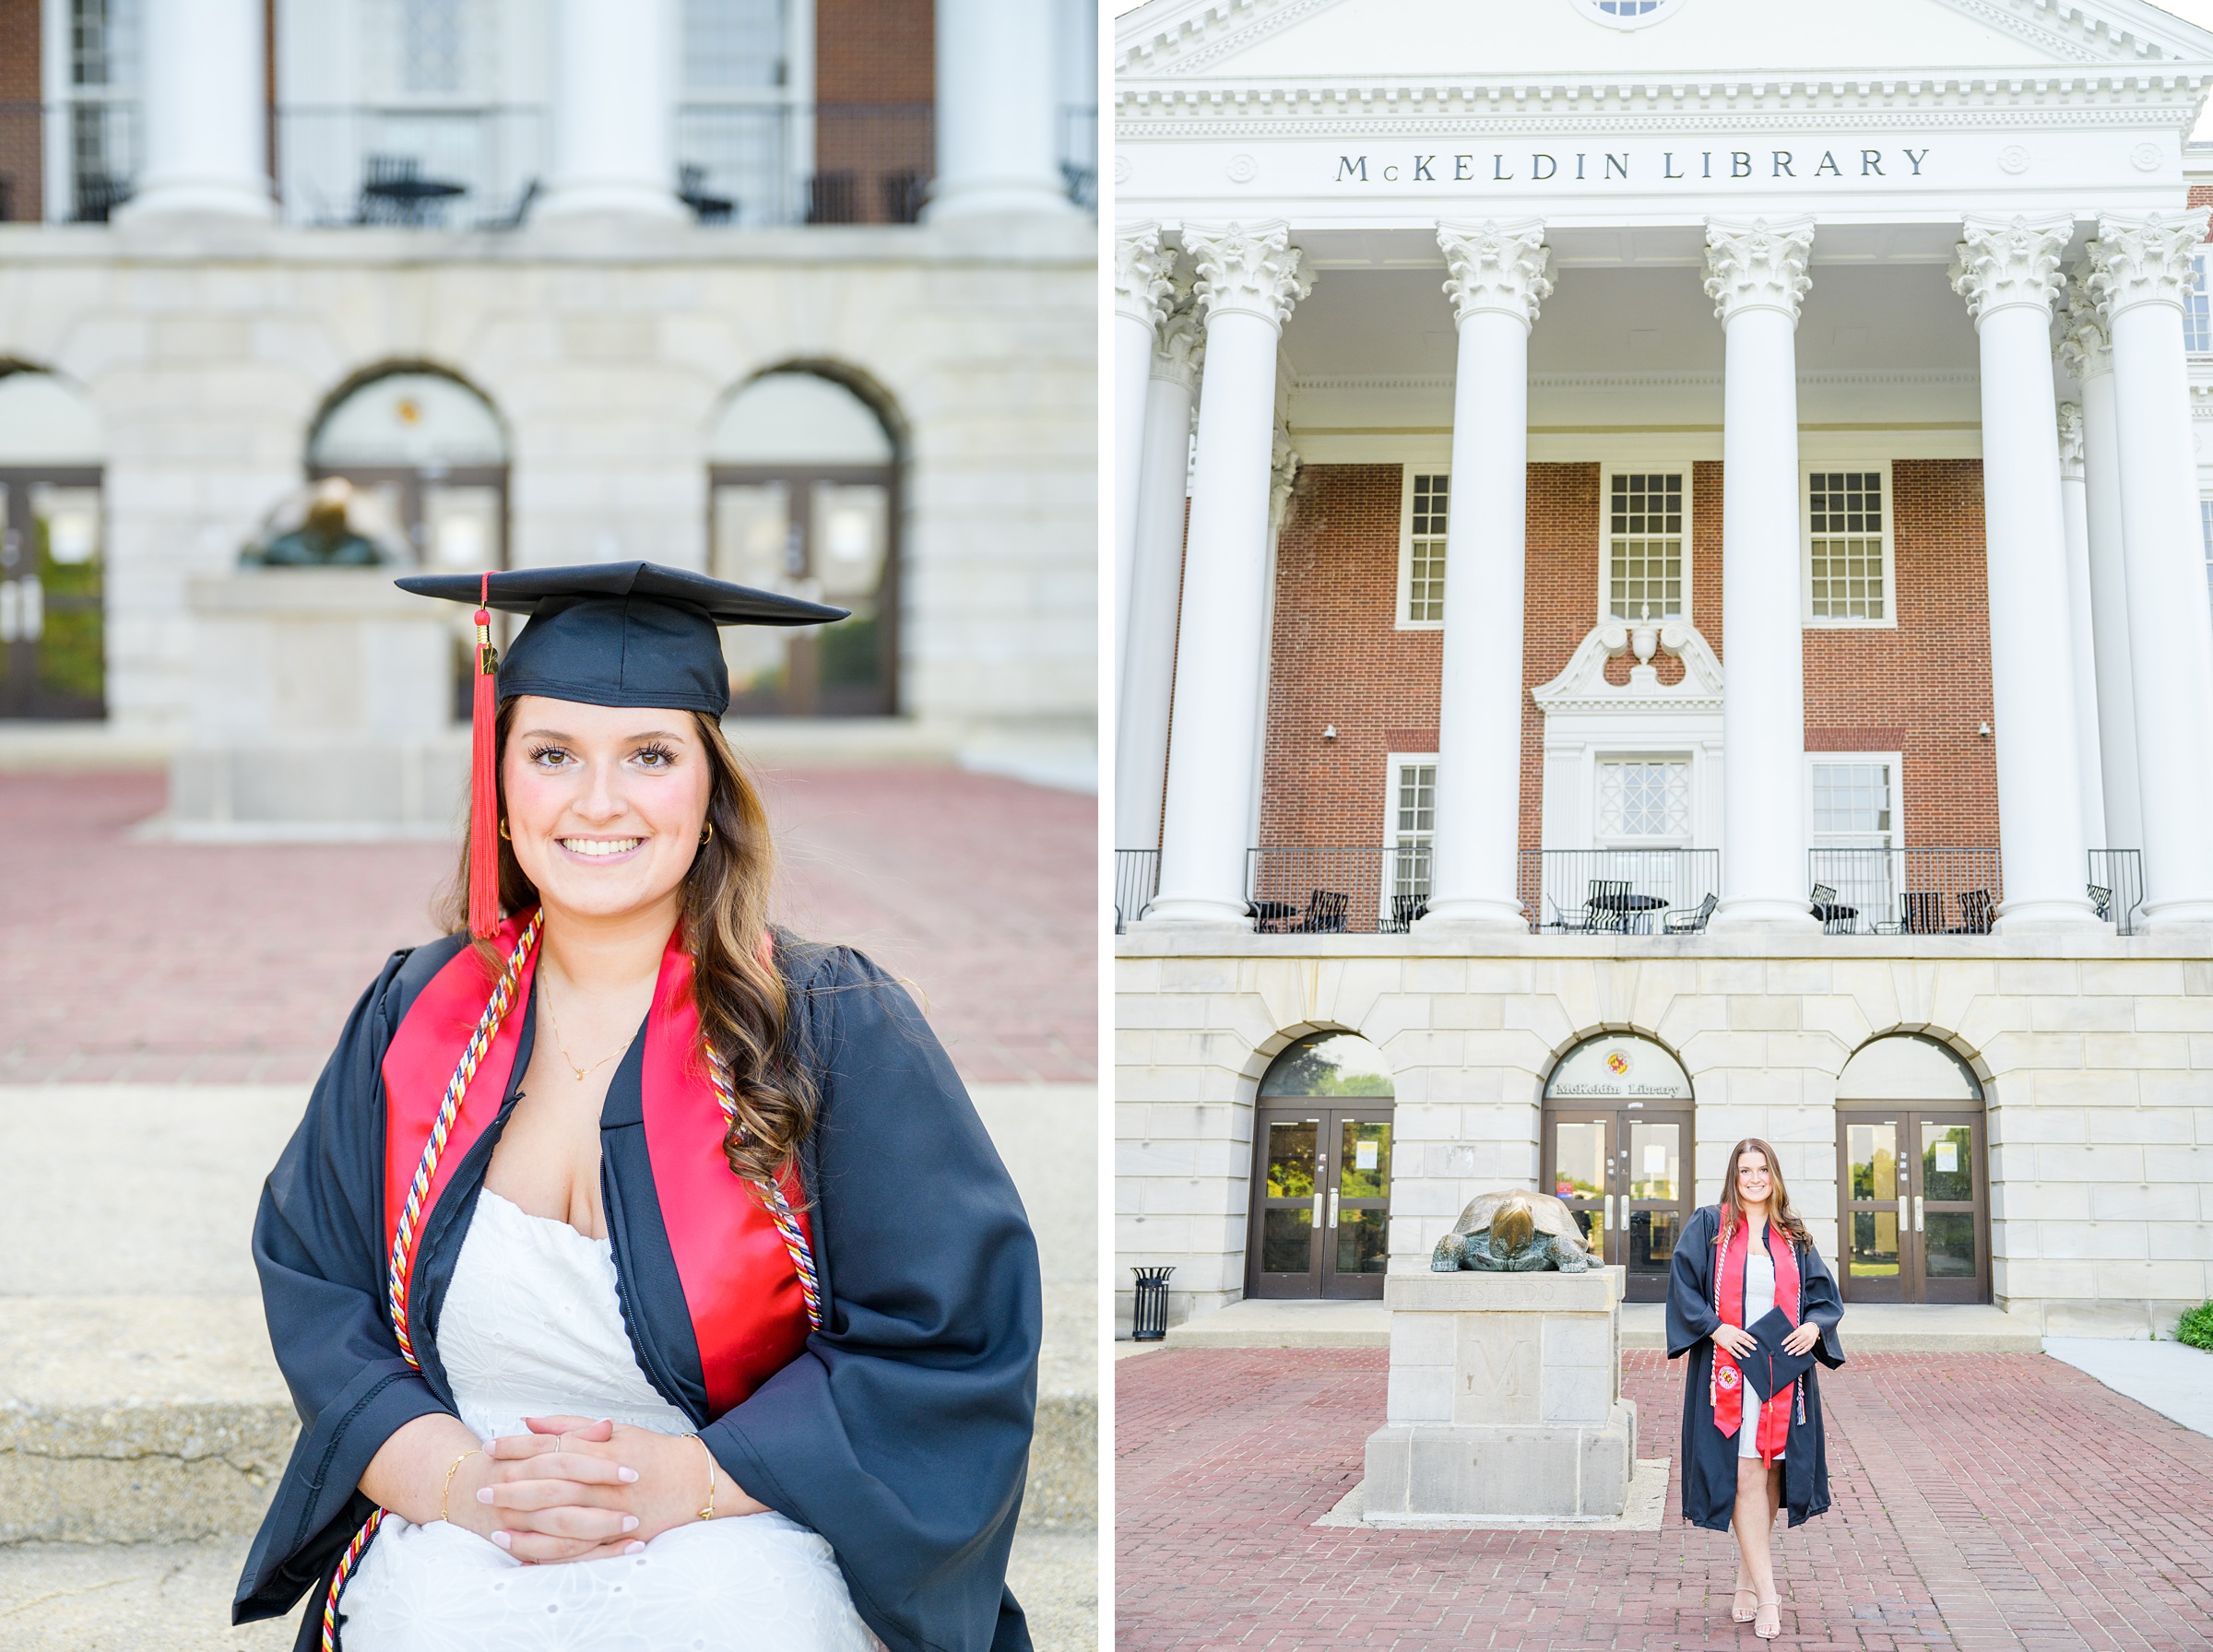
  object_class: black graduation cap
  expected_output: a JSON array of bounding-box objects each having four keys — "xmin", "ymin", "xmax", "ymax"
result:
[
  {"xmin": 397, "ymin": 561, "xmax": 849, "ymax": 937},
  {"xmin": 1743, "ymin": 1306, "xmax": 1819, "ymax": 1401}
]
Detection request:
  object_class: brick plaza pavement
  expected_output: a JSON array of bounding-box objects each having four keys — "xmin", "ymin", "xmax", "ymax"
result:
[
  {"xmin": 0, "ymin": 765, "xmax": 1093, "ymax": 1085},
  {"xmin": 1117, "ymin": 1347, "xmax": 2213, "ymax": 1651}
]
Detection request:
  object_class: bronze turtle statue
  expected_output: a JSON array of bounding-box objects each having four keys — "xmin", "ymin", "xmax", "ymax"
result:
[{"xmin": 1429, "ymin": 1189, "xmax": 1593, "ymax": 1273}]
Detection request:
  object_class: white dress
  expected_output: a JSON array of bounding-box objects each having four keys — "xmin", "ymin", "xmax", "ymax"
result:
[
  {"xmin": 1738, "ymin": 1221, "xmax": 1782, "ymax": 1462},
  {"xmin": 339, "ymin": 1190, "xmax": 877, "ymax": 1652}
]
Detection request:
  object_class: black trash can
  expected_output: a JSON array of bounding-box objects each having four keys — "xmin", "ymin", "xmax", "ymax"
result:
[{"xmin": 1131, "ymin": 1266, "xmax": 1175, "ymax": 1341}]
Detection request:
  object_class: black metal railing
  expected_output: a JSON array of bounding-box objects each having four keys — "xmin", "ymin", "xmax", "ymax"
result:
[
  {"xmin": 1059, "ymin": 103, "xmax": 1095, "ymax": 211},
  {"xmin": 2088, "ymin": 849, "xmax": 2145, "ymax": 936},
  {"xmin": 0, "ymin": 100, "xmax": 139, "ymax": 222},
  {"xmin": 680, "ymin": 100, "xmax": 935, "ymax": 226},
  {"xmin": 1805, "ymin": 847, "xmax": 2003, "ymax": 934},
  {"xmin": 1246, "ymin": 846, "xmax": 1433, "ymax": 935},
  {"xmin": 1115, "ymin": 849, "xmax": 1160, "ymax": 934},
  {"xmin": 276, "ymin": 105, "xmax": 546, "ymax": 227},
  {"xmin": 1520, "ymin": 849, "xmax": 1722, "ymax": 935}
]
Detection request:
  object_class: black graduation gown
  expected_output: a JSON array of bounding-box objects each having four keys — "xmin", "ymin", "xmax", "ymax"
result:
[
  {"xmin": 233, "ymin": 934, "xmax": 1042, "ymax": 1652},
  {"xmin": 1664, "ymin": 1203, "xmax": 1844, "ymax": 1532}
]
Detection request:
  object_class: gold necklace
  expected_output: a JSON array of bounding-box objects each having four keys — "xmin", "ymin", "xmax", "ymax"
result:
[{"xmin": 539, "ymin": 977, "xmax": 630, "ymax": 1083}]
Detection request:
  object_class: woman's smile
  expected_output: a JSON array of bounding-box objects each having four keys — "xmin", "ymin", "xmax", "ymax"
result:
[{"xmin": 559, "ymin": 835, "xmax": 646, "ymax": 861}]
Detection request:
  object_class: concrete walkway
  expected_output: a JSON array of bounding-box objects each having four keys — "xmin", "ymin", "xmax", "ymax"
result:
[
  {"xmin": 1160, "ymin": 1293, "xmax": 2045, "ymax": 1351},
  {"xmin": 2043, "ymin": 1337, "xmax": 2213, "ymax": 1437}
]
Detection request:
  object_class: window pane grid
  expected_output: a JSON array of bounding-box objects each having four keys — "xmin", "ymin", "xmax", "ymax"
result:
[
  {"xmin": 1811, "ymin": 761, "xmax": 1893, "ymax": 839},
  {"xmin": 2188, "ymin": 256, "xmax": 2213, "ymax": 355},
  {"xmin": 1606, "ymin": 473, "xmax": 1683, "ymax": 620},
  {"xmin": 1393, "ymin": 763, "xmax": 1436, "ymax": 903},
  {"xmin": 1597, "ymin": 760, "xmax": 1689, "ymax": 839},
  {"xmin": 1408, "ymin": 473, "xmax": 1448, "ymax": 622},
  {"xmin": 1809, "ymin": 471, "xmax": 1888, "ymax": 620}
]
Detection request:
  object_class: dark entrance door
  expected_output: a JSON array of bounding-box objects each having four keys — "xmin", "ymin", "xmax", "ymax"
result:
[
  {"xmin": 1543, "ymin": 1103, "xmax": 1691, "ymax": 1303},
  {"xmin": 1838, "ymin": 1109, "xmax": 1990, "ymax": 1304},
  {"xmin": 0, "ymin": 468, "xmax": 105, "ymax": 719},
  {"xmin": 1248, "ymin": 1103, "xmax": 1392, "ymax": 1299}
]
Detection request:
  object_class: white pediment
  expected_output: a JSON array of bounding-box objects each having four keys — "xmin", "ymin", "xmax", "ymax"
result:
[
  {"xmin": 1532, "ymin": 619, "xmax": 1723, "ymax": 715},
  {"xmin": 1118, "ymin": 0, "xmax": 2213, "ymax": 80}
]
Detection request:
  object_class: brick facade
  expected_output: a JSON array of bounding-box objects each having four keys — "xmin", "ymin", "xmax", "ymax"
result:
[
  {"xmin": 1256, "ymin": 456, "xmax": 1997, "ymax": 855},
  {"xmin": 812, "ymin": 0, "xmax": 935, "ymax": 222}
]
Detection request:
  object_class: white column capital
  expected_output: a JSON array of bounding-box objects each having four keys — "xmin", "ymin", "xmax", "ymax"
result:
[
  {"xmin": 1436, "ymin": 219, "xmax": 1553, "ymax": 331},
  {"xmin": 2057, "ymin": 401, "xmax": 2086, "ymax": 480},
  {"xmin": 1116, "ymin": 223, "xmax": 1178, "ymax": 329},
  {"xmin": 1702, "ymin": 217, "xmax": 1815, "ymax": 324},
  {"xmin": 1950, "ymin": 214, "xmax": 2072, "ymax": 326},
  {"xmin": 2055, "ymin": 267, "xmax": 2112, "ymax": 382},
  {"xmin": 2088, "ymin": 210, "xmax": 2212, "ymax": 322},
  {"xmin": 1151, "ymin": 299, "xmax": 1206, "ymax": 393},
  {"xmin": 1184, "ymin": 221, "xmax": 1314, "ymax": 332}
]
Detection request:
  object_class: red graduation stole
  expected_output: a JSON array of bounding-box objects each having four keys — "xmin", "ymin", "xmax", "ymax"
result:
[
  {"xmin": 379, "ymin": 912, "xmax": 815, "ymax": 1418},
  {"xmin": 1711, "ymin": 1211, "xmax": 1801, "ymax": 1464}
]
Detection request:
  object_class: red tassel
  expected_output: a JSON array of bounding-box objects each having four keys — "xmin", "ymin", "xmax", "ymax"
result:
[{"xmin": 467, "ymin": 573, "xmax": 502, "ymax": 940}]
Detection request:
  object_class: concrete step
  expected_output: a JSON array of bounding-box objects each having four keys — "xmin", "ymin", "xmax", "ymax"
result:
[
  {"xmin": 0, "ymin": 1528, "xmax": 1097, "ymax": 1652},
  {"xmin": 1153, "ymin": 1293, "xmax": 2049, "ymax": 1353}
]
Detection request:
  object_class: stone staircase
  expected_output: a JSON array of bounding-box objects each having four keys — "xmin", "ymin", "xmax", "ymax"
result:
[{"xmin": 0, "ymin": 1083, "xmax": 1096, "ymax": 1647}]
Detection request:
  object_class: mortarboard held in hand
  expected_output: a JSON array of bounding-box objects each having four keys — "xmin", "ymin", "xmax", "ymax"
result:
[
  {"xmin": 1743, "ymin": 1305, "xmax": 1820, "ymax": 1401},
  {"xmin": 397, "ymin": 561, "xmax": 847, "ymax": 939}
]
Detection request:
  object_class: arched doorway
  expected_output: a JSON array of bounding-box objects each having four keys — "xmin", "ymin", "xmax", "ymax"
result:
[
  {"xmin": 1835, "ymin": 1034, "xmax": 1990, "ymax": 1304},
  {"xmin": 307, "ymin": 369, "xmax": 509, "ymax": 574},
  {"xmin": 0, "ymin": 371, "xmax": 105, "ymax": 719},
  {"xmin": 1246, "ymin": 1032, "xmax": 1394, "ymax": 1300},
  {"xmin": 706, "ymin": 370, "xmax": 898, "ymax": 716},
  {"xmin": 1542, "ymin": 1033, "xmax": 1694, "ymax": 1302}
]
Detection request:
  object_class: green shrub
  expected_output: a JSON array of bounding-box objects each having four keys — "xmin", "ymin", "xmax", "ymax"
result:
[{"xmin": 2177, "ymin": 1301, "xmax": 2213, "ymax": 1351}]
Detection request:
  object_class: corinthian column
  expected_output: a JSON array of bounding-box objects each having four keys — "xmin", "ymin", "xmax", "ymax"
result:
[
  {"xmin": 2089, "ymin": 211, "xmax": 2213, "ymax": 928},
  {"xmin": 1116, "ymin": 298, "xmax": 1203, "ymax": 851},
  {"xmin": 1114, "ymin": 224, "xmax": 1176, "ymax": 709},
  {"xmin": 1704, "ymin": 218, "xmax": 1818, "ymax": 931},
  {"xmin": 1146, "ymin": 223, "xmax": 1313, "ymax": 926},
  {"xmin": 2053, "ymin": 403, "xmax": 2108, "ymax": 856},
  {"xmin": 2058, "ymin": 270, "xmax": 2142, "ymax": 855},
  {"xmin": 1417, "ymin": 219, "xmax": 1552, "ymax": 932},
  {"xmin": 1948, "ymin": 216, "xmax": 2100, "ymax": 929}
]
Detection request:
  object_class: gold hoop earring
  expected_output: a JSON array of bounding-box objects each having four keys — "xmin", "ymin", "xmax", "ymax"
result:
[
  {"xmin": 497, "ymin": 819, "xmax": 511, "ymax": 841},
  {"xmin": 699, "ymin": 821, "xmax": 715, "ymax": 846}
]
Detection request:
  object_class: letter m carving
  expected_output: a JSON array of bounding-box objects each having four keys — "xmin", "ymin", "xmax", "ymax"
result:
[{"xmin": 1336, "ymin": 156, "xmax": 1368, "ymax": 183}]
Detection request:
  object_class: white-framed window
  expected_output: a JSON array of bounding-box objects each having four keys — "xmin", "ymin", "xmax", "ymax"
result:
[
  {"xmin": 1805, "ymin": 464, "xmax": 1896, "ymax": 626},
  {"xmin": 2201, "ymin": 497, "xmax": 2213, "ymax": 619},
  {"xmin": 1397, "ymin": 470, "xmax": 1449, "ymax": 628},
  {"xmin": 2188, "ymin": 255, "xmax": 2212, "ymax": 355},
  {"xmin": 1807, "ymin": 752, "xmax": 1903, "ymax": 922},
  {"xmin": 1575, "ymin": 0, "xmax": 1682, "ymax": 30},
  {"xmin": 1599, "ymin": 468, "xmax": 1689, "ymax": 622},
  {"xmin": 1381, "ymin": 753, "xmax": 1437, "ymax": 920},
  {"xmin": 1595, "ymin": 757, "xmax": 1691, "ymax": 846}
]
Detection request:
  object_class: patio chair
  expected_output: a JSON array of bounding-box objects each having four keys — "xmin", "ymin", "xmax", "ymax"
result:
[
  {"xmin": 1663, "ymin": 892, "xmax": 1718, "ymax": 934},
  {"xmin": 1582, "ymin": 879, "xmax": 1634, "ymax": 934},
  {"xmin": 1948, "ymin": 890, "xmax": 1995, "ymax": 935},
  {"xmin": 1900, "ymin": 891, "xmax": 1945, "ymax": 935},
  {"xmin": 1287, "ymin": 889, "xmax": 1351, "ymax": 934},
  {"xmin": 1383, "ymin": 894, "xmax": 1428, "ymax": 934},
  {"xmin": 2088, "ymin": 883, "xmax": 2113, "ymax": 923},
  {"xmin": 1541, "ymin": 893, "xmax": 1588, "ymax": 933},
  {"xmin": 678, "ymin": 163, "xmax": 735, "ymax": 224}
]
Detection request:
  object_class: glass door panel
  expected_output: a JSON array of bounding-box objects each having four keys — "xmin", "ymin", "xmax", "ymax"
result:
[
  {"xmin": 1916, "ymin": 1113, "xmax": 1985, "ymax": 1304},
  {"xmin": 1323, "ymin": 1115, "xmax": 1391, "ymax": 1296},
  {"xmin": 1548, "ymin": 1115, "xmax": 1609, "ymax": 1256},
  {"xmin": 1622, "ymin": 1115, "xmax": 1685, "ymax": 1294},
  {"xmin": 1249, "ymin": 1114, "xmax": 1322, "ymax": 1297},
  {"xmin": 1841, "ymin": 1115, "xmax": 1904, "ymax": 1303}
]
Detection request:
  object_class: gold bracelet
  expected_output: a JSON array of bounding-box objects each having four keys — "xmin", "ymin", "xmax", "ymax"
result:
[
  {"xmin": 692, "ymin": 1434, "xmax": 716, "ymax": 1522},
  {"xmin": 441, "ymin": 1448, "xmax": 483, "ymax": 1525}
]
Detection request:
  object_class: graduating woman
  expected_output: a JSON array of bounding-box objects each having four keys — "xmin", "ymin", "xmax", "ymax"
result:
[
  {"xmin": 1666, "ymin": 1139, "xmax": 1844, "ymax": 1641},
  {"xmin": 232, "ymin": 564, "xmax": 1042, "ymax": 1652}
]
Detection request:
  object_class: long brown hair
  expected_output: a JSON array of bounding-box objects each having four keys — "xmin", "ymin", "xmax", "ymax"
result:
[
  {"xmin": 1718, "ymin": 1137, "xmax": 1811, "ymax": 1249},
  {"xmin": 434, "ymin": 702, "xmax": 815, "ymax": 1187}
]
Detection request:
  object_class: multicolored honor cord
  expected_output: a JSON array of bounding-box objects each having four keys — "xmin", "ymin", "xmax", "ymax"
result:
[{"xmin": 704, "ymin": 1044, "xmax": 823, "ymax": 1332}]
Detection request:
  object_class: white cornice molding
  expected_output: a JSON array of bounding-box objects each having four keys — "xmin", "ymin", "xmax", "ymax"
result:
[
  {"xmin": 1533, "ymin": 620, "xmax": 1725, "ymax": 717},
  {"xmin": 1288, "ymin": 369, "xmax": 1982, "ymax": 393}
]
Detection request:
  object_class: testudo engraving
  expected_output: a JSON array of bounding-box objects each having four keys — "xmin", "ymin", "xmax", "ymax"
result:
[{"xmin": 1429, "ymin": 1189, "xmax": 1592, "ymax": 1273}]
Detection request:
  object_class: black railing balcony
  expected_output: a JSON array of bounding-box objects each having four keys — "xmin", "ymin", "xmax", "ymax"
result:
[
  {"xmin": 1520, "ymin": 849, "xmax": 1722, "ymax": 935},
  {"xmin": 1059, "ymin": 103, "xmax": 1096, "ymax": 211},
  {"xmin": 679, "ymin": 101, "xmax": 934, "ymax": 226},
  {"xmin": 2087, "ymin": 849, "xmax": 2145, "ymax": 935},
  {"xmin": 1246, "ymin": 846, "xmax": 1433, "ymax": 935},
  {"xmin": 1115, "ymin": 849, "xmax": 1160, "ymax": 934},
  {"xmin": 277, "ymin": 105, "xmax": 545, "ymax": 228},
  {"xmin": 0, "ymin": 100, "xmax": 139, "ymax": 223},
  {"xmin": 1805, "ymin": 847, "xmax": 2003, "ymax": 934}
]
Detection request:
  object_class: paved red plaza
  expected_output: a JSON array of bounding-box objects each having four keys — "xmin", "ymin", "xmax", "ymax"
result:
[
  {"xmin": 0, "ymin": 766, "xmax": 1094, "ymax": 1086},
  {"xmin": 1117, "ymin": 1348, "xmax": 2213, "ymax": 1651}
]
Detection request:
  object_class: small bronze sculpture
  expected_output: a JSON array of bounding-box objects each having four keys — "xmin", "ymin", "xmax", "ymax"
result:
[
  {"xmin": 1430, "ymin": 1189, "xmax": 1593, "ymax": 1273},
  {"xmin": 243, "ymin": 478, "xmax": 390, "ymax": 567}
]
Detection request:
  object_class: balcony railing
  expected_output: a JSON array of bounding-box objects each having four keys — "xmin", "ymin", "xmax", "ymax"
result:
[
  {"xmin": 1059, "ymin": 103, "xmax": 1096, "ymax": 211},
  {"xmin": 1245, "ymin": 846, "xmax": 1434, "ymax": 935},
  {"xmin": 1115, "ymin": 849, "xmax": 1160, "ymax": 934},
  {"xmin": 1521, "ymin": 849, "xmax": 1722, "ymax": 934},
  {"xmin": 276, "ymin": 105, "xmax": 545, "ymax": 228},
  {"xmin": 1806, "ymin": 847, "xmax": 2004, "ymax": 934},
  {"xmin": 0, "ymin": 101, "xmax": 139, "ymax": 223}
]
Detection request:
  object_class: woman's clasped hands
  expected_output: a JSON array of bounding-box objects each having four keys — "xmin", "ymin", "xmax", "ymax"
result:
[
  {"xmin": 1713, "ymin": 1322, "xmax": 1822, "ymax": 1360},
  {"xmin": 446, "ymin": 1414, "xmax": 770, "ymax": 1564}
]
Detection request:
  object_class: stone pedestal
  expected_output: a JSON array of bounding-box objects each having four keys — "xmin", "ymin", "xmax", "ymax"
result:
[
  {"xmin": 1362, "ymin": 1267, "xmax": 1636, "ymax": 1524},
  {"xmin": 168, "ymin": 570, "xmax": 467, "ymax": 835}
]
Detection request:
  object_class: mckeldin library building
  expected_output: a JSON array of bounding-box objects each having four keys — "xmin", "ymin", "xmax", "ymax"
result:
[{"xmin": 1112, "ymin": 0, "xmax": 2213, "ymax": 1339}]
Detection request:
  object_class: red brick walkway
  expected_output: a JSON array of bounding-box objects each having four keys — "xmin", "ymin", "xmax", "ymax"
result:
[
  {"xmin": 1117, "ymin": 1348, "xmax": 2213, "ymax": 1651},
  {"xmin": 0, "ymin": 767, "xmax": 1094, "ymax": 1085}
]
